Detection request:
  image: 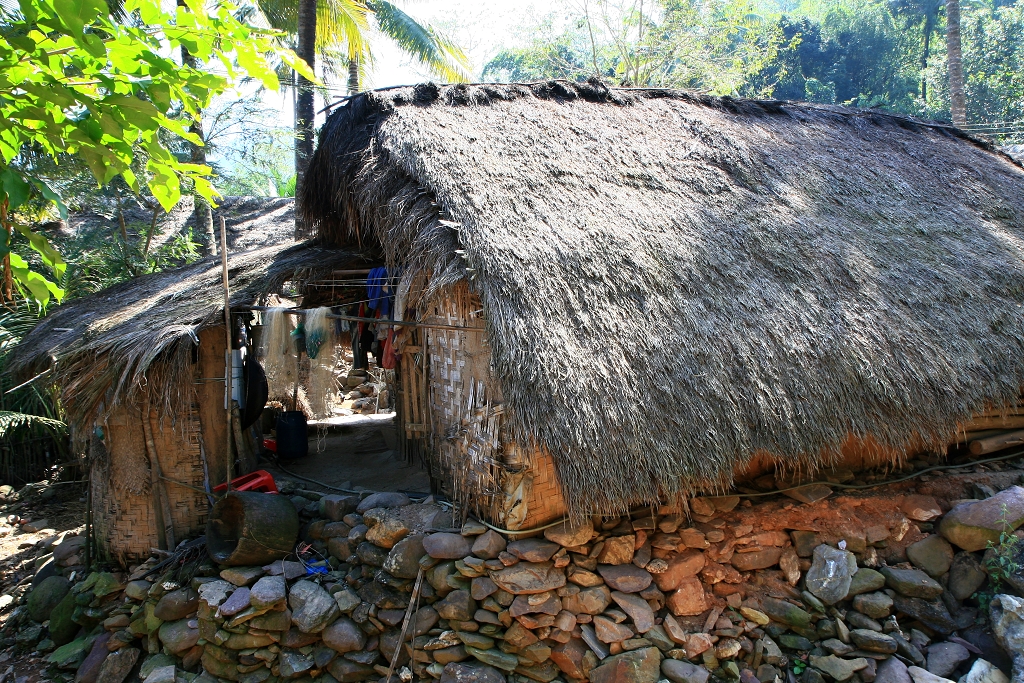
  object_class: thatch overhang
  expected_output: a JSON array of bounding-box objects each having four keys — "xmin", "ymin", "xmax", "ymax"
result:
[
  {"xmin": 10, "ymin": 241, "xmax": 369, "ymax": 424},
  {"xmin": 300, "ymin": 80, "xmax": 1024, "ymax": 518}
]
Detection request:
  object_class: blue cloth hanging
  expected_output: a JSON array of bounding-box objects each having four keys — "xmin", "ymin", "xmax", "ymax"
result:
[{"xmin": 366, "ymin": 267, "xmax": 393, "ymax": 318}]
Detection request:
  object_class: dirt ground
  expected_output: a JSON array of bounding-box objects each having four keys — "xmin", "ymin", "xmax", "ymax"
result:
[{"xmin": 264, "ymin": 414, "xmax": 431, "ymax": 495}]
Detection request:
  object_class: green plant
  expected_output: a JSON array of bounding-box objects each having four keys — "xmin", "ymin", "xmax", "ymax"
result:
[
  {"xmin": 0, "ymin": 0, "xmax": 315, "ymax": 308},
  {"xmin": 983, "ymin": 504, "xmax": 1023, "ymax": 593}
]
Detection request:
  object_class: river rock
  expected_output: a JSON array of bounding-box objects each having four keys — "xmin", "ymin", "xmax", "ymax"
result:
[
  {"xmin": 590, "ymin": 647, "xmax": 662, "ymax": 683},
  {"xmin": 356, "ymin": 492, "xmax": 410, "ymax": 513},
  {"xmin": 48, "ymin": 592, "xmax": 78, "ymax": 646},
  {"xmin": 598, "ymin": 535, "xmax": 636, "ymax": 565},
  {"xmin": 653, "ymin": 550, "xmax": 705, "ymax": 591},
  {"xmin": 611, "ymin": 591, "xmax": 656, "ymax": 632},
  {"xmin": 926, "ymin": 642, "xmax": 970, "ymax": 678},
  {"xmin": 849, "ymin": 568, "xmax": 887, "ymax": 596},
  {"xmin": 662, "ymin": 659, "xmax": 710, "ymax": 683},
  {"xmin": 594, "ymin": 615, "xmax": 635, "ymax": 643},
  {"xmin": 989, "ymin": 594, "xmax": 1024, "ymax": 683},
  {"xmin": 508, "ymin": 539, "xmax": 560, "ymax": 562},
  {"xmin": 959, "ymin": 659, "xmax": 1010, "ymax": 683},
  {"xmin": 853, "ymin": 592, "xmax": 893, "ymax": 619},
  {"xmin": 907, "ymin": 536, "xmax": 955, "ymax": 579},
  {"xmin": 365, "ymin": 516, "xmax": 409, "ymax": 548},
  {"xmin": 220, "ymin": 566, "xmax": 264, "ymax": 586},
  {"xmin": 124, "ymin": 580, "xmax": 151, "ymax": 601},
  {"xmin": 250, "ymin": 576, "xmax": 286, "ymax": 609},
  {"xmin": 197, "ymin": 580, "xmax": 233, "ymax": 608},
  {"xmin": 436, "ymin": 590, "xmax": 476, "ymax": 621},
  {"xmin": 810, "ymin": 655, "xmax": 869, "ymax": 681},
  {"xmin": 75, "ymin": 632, "xmax": 111, "ymax": 683},
  {"xmin": 544, "ymin": 520, "xmax": 594, "ymax": 547},
  {"xmin": 562, "ymin": 586, "xmax": 612, "ymax": 615},
  {"xmin": 850, "ymin": 629, "xmax": 897, "ymax": 653},
  {"xmin": 464, "ymin": 646, "xmax": 518, "ymax": 671},
  {"xmin": 599, "ymin": 564, "xmax": 653, "ymax": 593},
  {"xmin": 424, "ymin": 533, "xmax": 473, "ymax": 559},
  {"xmin": 383, "ymin": 534, "xmax": 425, "ymax": 579},
  {"xmin": 289, "ymin": 581, "xmax": 340, "ymax": 633},
  {"xmin": 908, "ymin": 667, "xmax": 956, "ymax": 683},
  {"xmin": 667, "ymin": 577, "xmax": 708, "ymax": 616},
  {"xmin": 471, "ymin": 531, "xmax": 506, "ymax": 559},
  {"xmin": 439, "ymin": 662, "xmax": 506, "ymax": 683},
  {"xmin": 806, "ymin": 545, "xmax": 857, "ymax": 605},
  {"xmin": 882, "ymin": 567, "xmax": 944, "ymax": 599},
  {"xmin": 28, "ymin": 575, "xmax": 71, "ymax": 622},
  {"xmin": 939, "ymin": 487, "xmax": 1024, "ymax": 551},
  {"xmin": 948, "ymin": 553, "xmax": 987, "ymax": 601},
  {"xmin": 903, "ymin": 495, "xmax": 943, "ymax": 522},
  {"xmin": 893, "ymin": 595, "xmax": 955, "ymax": 634},
  {"xmin": 490, "ymin": 562, "xmax": 566, "ymax": 594},
  {"xmin": 96, "ymin": 647, "xmax": 139, "ymax": 683},
  {"xmin": 158, "ymin": 619, "xmax": 199, "ymax": 654},
  {"xmin": 217, "ymin": 587, "xmax": 251, "ymax": 616},
  {"xmin": 761, "ymin": 597, "xmax": 812, "ymax": 629},
  {"xmin": 322, "ymin": 617, "xmax": 366, "ymax": 653},
  {"xmin": 732, "ymin": 548, "xmax": 784, "ymax": 572},
  {"xmin": 876, "ymin": 655, "xmax": 914, "ymax": 683}
]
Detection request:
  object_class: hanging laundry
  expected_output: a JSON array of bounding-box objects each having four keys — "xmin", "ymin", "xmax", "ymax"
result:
[{"xmin": 366, "ymin": 267, "xmax": 394, "ymax": 318}]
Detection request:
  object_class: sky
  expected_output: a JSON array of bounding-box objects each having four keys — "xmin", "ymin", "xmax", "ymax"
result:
[
  {"xmin": 266, "ymin": 0, "xmax": 545, "ymax": 128},
  {"xmin": 214, "ymin": 0, "xmax": 548, "ymax": 191}
]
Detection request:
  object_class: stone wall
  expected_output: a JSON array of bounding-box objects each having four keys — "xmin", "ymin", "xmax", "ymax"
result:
[{"xmin": 20, "ymin": 478, "xmax": 1024, "ymax": 683}]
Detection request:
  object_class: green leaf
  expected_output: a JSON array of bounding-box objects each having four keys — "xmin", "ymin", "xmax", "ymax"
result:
[
  {"xmin": 31, "ymin": 178, "xmax": 68, "ymax": 221},
  {"xmin": 13, "ymin": 223, "xmax": 66, "ymax": 279},
  {"xmin": 9, "ymin": 253, "xmax": 64, "ymax": 308},
  {"xmin": 0, "ymin": 169, "xmax": 31, "ymax": 209},
  {"xmin": 50, "ymin": 0, "xmax": 106, "ymax": 38}
]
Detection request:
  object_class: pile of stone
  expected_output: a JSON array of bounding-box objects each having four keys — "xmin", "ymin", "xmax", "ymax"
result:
[
  {"xmin": 340, "ymin": 370, "xmax": 386, "ymax": 414},
  {"xmin": 13, "ymin": 483, "xmax": 1024, "ymax": 683}
]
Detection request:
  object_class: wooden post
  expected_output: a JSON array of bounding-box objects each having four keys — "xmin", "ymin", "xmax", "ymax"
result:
[{"xmin": 220, "ymin": 216, "xmax": 233, "ymax": 492}]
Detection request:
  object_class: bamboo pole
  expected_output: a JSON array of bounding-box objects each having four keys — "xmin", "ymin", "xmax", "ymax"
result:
[
  {"xmin": 238, "ymin": 305, "xmax": 483, "ymax": 333},
  {"xmin": 969, "ymin": 429, "xmax": 1024, "ymax": 455},
  {"xmin": 220, "ymin": 216, "xmax": 233, "ymax": 492},
  {"xmin": 141, "ymin": 397, "xmax": 175, "ymax": 550}
]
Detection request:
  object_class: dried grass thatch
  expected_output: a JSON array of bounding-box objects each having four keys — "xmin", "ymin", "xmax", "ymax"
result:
[
  {"xmin": 301, "ymin": 80, "xmax": 1024, "ymax": 517},
  {"xmin": 10, "ymin": 242, "xmax": 368, "ymax": 425}
]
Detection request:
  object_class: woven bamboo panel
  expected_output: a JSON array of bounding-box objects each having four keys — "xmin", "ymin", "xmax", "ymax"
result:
[
  {"xmin": 496, "ymin": 444, "xmax": 568, "ymax": 530},
  {"xmin": 95, "ymin": 398, "xmax": 210, "ymax": 565}
]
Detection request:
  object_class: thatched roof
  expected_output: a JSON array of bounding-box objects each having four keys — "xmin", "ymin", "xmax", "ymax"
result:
[
  {"xmin": 10, "ymin": 242, "xmax": 367, "ymax": 423},
  {"xmin": 302, "ymin": 80, "xmax": 1024, "ymax": 517}
]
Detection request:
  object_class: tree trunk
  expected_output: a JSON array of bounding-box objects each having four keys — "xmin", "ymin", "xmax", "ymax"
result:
[
  {"xmin": 946, "ymin": 0, "xmax": 967, "ymax": 126},
  {"xmin": 348, "ymin": 58, "xmax": 359, "ymax": 95},
  {"xmin": 178, "ymin": 0, "xmax": 216, "ymax": 256},
  {"xmin": 921, "ymin": 21, "xmax": 931, "ymax": 100},
  {"xmin": 293, "ymin": 0, "xmax": 317, "ymax": 240}
]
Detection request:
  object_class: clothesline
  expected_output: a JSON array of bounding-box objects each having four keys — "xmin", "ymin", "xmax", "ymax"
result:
[{"xmin": 237, "ymin": 305, "xmax": 484, "ymax": 333}]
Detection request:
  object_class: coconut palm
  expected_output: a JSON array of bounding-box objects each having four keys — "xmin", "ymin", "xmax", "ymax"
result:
[{"xmin": 250, "ymin": 0, "xmax": 470, "ymax": 237}]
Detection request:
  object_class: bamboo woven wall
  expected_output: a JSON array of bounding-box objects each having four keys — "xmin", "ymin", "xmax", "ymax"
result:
[{"xmin": 91, "ymin": 327, "xmax": 234, "ymax": 565}]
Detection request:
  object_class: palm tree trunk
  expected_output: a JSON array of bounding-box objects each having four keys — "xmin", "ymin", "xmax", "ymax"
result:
[
  {"xmin": 921, "ymin": 20, "xmax": 931, "ymax": 100},
  {"xmin": 348, "ymin": 58, "xmax": 359, "ymax": 95},
  {"xmin": 294, "ymin": 0, "xmax": 317, "ymax": 240},
  {"xmin": 946, "ymin": 0, "xmax": 967, "ymax": 126},
  {"xmin": 177, "ymin": 0, "xmax": 216, "ymax": 256}
]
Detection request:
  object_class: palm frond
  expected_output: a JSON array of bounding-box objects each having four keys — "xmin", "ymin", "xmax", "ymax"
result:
[
  {"xmin": 317, "ymin": 0, "xmax": 371, "ymax": 61},
  {"xmin": 0, "ymin": 411, "xmax": 66, "ymax": 438},
  {"xmin": 367, "ymin": 0, "xmax": 471, "ymax": 83}
]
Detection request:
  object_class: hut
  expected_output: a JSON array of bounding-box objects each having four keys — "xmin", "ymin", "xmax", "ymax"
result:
[
  {"xmin": 297, "ymin": 80, "xmax": 1024, "ymax": 530},
  {"xmin": 9, "ymin": 242, "xmax": 371, "ymax": 564}
]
